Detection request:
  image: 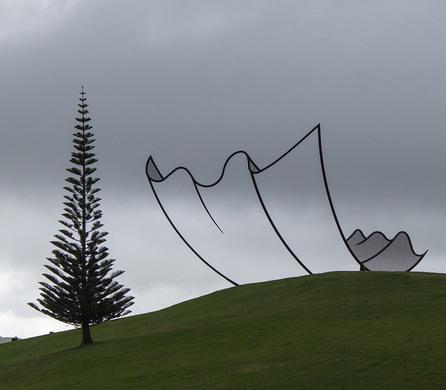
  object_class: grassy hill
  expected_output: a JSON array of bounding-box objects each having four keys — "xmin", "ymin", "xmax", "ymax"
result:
[{"xmin": 1, "ymin": 271, "xmax": 446, "ymax": 389}]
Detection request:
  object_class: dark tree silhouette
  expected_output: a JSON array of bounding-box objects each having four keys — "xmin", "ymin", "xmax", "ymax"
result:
[{"xmin": 29, "ymin": 87, "xmax": 134, "ymax": 345}]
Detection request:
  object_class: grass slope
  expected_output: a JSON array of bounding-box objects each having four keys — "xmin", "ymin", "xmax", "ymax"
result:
[{"xmin": 1, "ymin": 272, "xmax": 446, "ymax": 389}]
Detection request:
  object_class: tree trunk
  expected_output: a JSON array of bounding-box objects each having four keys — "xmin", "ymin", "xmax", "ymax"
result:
[
  {"xmin": 360, "ymin": 264, "xmax": 367, "ymax": 272},
  {"xmin": 81, "ymin": 322, "xmax": 93, "ymax": 345}
]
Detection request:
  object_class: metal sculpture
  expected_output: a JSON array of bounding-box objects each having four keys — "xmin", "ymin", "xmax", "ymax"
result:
[{"xmin": 146, "ymin": 124, "xmax": 427, "ymax": 285}]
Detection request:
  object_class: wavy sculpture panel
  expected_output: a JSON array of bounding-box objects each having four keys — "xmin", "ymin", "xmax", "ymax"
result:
[
  {"xmin": 146, "ymin": 124, "xmax": 426, "ymax": 285},
  {"xmin": 347, "ymin": 230, "xmax": 426, "ymax": 272}
]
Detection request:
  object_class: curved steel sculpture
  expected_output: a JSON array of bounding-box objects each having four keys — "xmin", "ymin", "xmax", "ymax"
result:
[
  {"xmin": 347, "ymin": 229, "xmax": 427, "ymax": 271},
  {"xmin": 146, "ymin": 124, "xmax": 427, "ymax": 285}
]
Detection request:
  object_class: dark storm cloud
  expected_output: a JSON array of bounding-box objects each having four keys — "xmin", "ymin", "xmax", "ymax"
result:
[
  {"xmin": 0, "ymin": 0, "xmax": 444, "ymax": 336},
  {"xmin": 0, "ymin": 1, "xmax": 444, "ymax": 190}
]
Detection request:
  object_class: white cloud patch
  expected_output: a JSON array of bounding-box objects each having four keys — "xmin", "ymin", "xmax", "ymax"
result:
[
  {"xmin": 0, "ymin": 312, "xmax": 68, "ymax": 339},
  {"xmin": 133, "ymin": 0, "xmax": 267, "ymax": 47},
  {"xmin": 0, "ymin": 0, "xmax": 79, "ymax": 42},
  {"xmin": 0, "ymin": 256, "xmax": 68, "ymax": 337}
]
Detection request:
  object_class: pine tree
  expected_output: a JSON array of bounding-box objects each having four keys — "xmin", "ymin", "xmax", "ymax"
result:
[{"xmin": 29, "ymin": 87, "xmax": 134, "ymax": 345}]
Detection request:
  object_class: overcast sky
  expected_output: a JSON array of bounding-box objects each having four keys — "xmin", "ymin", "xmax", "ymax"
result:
[{"xmin": 0, "ymin": 0, "xmax": 444, "ymax": 338}]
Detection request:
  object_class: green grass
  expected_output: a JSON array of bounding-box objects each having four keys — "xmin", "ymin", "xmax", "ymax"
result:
[{"xmin": 1, "ymin": 271, "xmax": 446, "ymax": 389}]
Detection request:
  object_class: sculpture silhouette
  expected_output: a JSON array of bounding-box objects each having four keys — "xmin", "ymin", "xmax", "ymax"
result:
[{"xmin": 146, "ymin": 124, "xmax": 427, "ymax": 285}]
